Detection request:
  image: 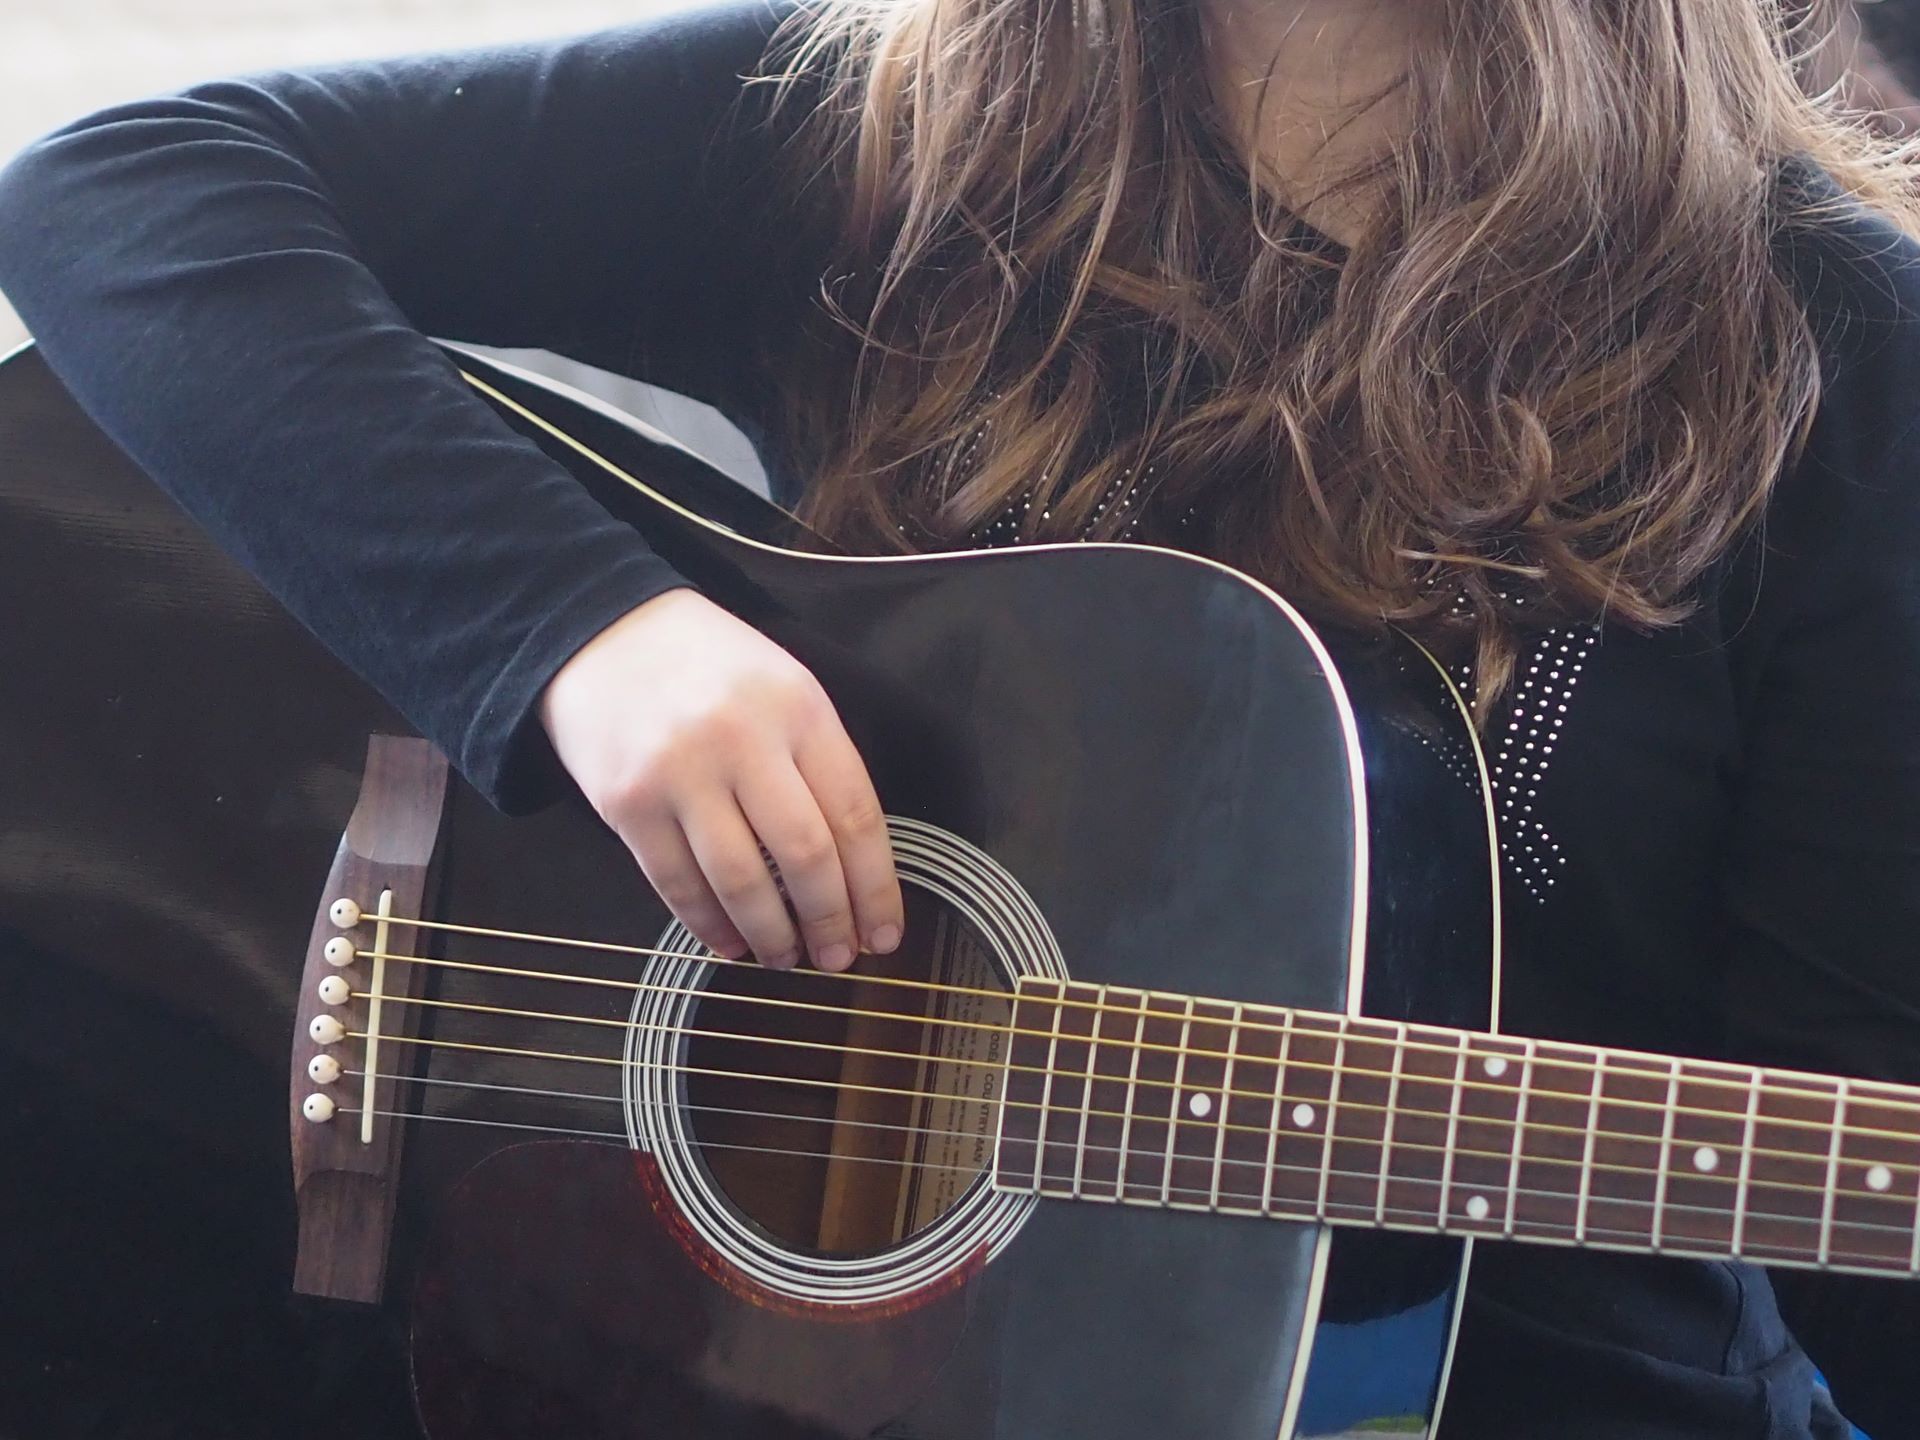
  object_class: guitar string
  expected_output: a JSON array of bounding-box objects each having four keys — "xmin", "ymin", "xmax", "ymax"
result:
[
  {"xmin": 339, "ymin": 1024, "xmax": 1916, "ymax": 1204},
  {"xmin": 337, "ymin": 946, "xmax": 1920, "ymax": 1155},
  {"xmin": 335, "ymin": 1084, "xmax": 1920, "ymax": 1260},
  {"xmin": 363, "ymin": 1062, "xmax": 1810, "ymax": 1207},
  {"xmin": 351, "ymin": 1071, "xmax": 1920, "ymax": 1235},
  {"xmin": 356, "ymin": 1066, "xmax": 1007, "ymax": 1143},
  {"xmin": 358, "ymin": 1064, "xmax": 1812, "ymax": 1195},
  {"xmin": 369, "ymin": 380, "xmax": 1910, "ymax": 1267},
  {"xmin": 355, "ymin": 985, "xmax": 1920, "ymax": 1177},
  {"xmin": 350, "ymin": 912, "xmax": 1920, "ymax": 1117},
  {"xmin": 415, "ymin": 382, "xmax": 1920, "ymax": 1132}
]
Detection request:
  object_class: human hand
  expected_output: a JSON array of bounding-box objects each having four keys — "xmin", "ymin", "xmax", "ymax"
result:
[{"xmin": 539, "ymin": 588, "xmax": 904, "ymax": 971}]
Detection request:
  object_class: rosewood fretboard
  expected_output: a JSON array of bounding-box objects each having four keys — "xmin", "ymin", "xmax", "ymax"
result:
[{"xmin": 992, "ymin": 979, "xmax": 1920, "ymax": 1277}]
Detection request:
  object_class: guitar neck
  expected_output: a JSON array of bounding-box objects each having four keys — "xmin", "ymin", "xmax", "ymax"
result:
[{"xmin": 992, "ymin": 979, "xmax": 1920, "ymax": 1276}]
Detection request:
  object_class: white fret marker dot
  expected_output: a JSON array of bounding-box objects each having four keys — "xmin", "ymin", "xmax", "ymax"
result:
[
  {"xmin": 1482, "ymin": 1056, "xmax": 1509, "ymax": 1079},
  {"xmin": 1692, "ymin": 1146, "xmax": 1720, "ymax": 1174},
  {"xmin": 1188, "ymin": 1092, "xmax": 1212, "ymax": 1119},
  {"xmin": 1465, "ymin": 1195, "xmax": 1491, "ymax": 1222},
  {"xmin": 1291, "ymin": 1103, "xmax": 1317, "ymax": 1129},
  {"xmin": 1867, "ymin": 1164, "xmax": 1894, "ymax": 1193}
]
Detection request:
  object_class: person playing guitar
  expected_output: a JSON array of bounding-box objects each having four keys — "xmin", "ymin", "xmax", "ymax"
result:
[{"xmin": 3, "ymin": 1, "xmax": 1920, "ymax": 1435}]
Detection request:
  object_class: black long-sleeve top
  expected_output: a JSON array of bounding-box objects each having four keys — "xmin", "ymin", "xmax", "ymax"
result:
[{"xmin": 4, "ymin": 3, "xmax": 1920, "ymax": 1436}]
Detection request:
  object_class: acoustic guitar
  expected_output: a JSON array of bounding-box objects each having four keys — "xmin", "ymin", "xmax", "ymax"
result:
[{"xmin": 1, "ymin": 340, "xmax": 1911, "ymax": 1439}]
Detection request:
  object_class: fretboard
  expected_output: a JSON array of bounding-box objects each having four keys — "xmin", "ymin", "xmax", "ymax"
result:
[{"xmin": 991, "ymin": 979, "xmax": 1920, "ymax": 1277}]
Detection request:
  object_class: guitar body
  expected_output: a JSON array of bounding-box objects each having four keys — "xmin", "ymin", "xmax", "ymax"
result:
[{"xmin": 0, "ymin": 342, "xmax": 1494, "ymax": 1439}]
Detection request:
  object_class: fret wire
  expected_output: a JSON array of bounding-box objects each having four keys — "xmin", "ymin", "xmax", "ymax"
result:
[
  {"xmin": 1909, "ymin": 1121, "xmax": 1920, "ymax": 1275},
  {"xmin": 386, "ymin": 1020, "xmax": 1920, "ymax": 1249},
  {"xmin": 1070, "ymin": 984, "xmax": 1105, "ymax": 1200},
  {"xmin": 1651, "ymin": 1057, "xmax": 1682, "ymax": 1251},
  {"xmin": 1820, "ymin": 1078, "xmax": 1851, "ymax": 1267},
  {"xmin": 1282, "ymin": 1185, "xmax": 1895, "ymax": 1233},
  {"xmin": 374, "ymin": 1011, "xmax": 1910, "ymax": 1206},
  {"xmin": 1316, "ymin": 1015, "xmax": 1350, "ymax": 1221},
  {"xmin": 378, "ymin": 1091, "xmax": 1920, "ymax": 1273},
  {"xmin": 379, "ymin": 970, "xmax": 1920, "ymax": 1244},
  {"xmin": 1114, "ymin": 992, "xmax": 1149, "ymax": 1203},
  {"xmin": 1575, "ymin": 1051, "xmax": 1607, "ymax": 1243},
  {"xmin": 1244, "ymin": 1190, "xmax": 1917, "ymax": 1273},
  {"xmin": 1030, "ymin": 988, "xmax": 1067, "ymax": 1192},
  {"xmin": 1211, "ymin": 1004, "xmax": 1245, "ymax": 1212},
  {"xmin": 1504, "ymin": 1039, "xmax": 1537, "ymax": 1238},
  {"xmin": 364, "ymin": 929, "xmax": 1920, "ymax": 1132},
  {"xmin": 1372, "ymin": 1023, "xmax": 1408, "ymax": 1225},
  {"xmin": 1161, "ymin": 998, "xmax": 1197, "ymax": 1206},
  {"xmin": 1262, "ymin": 1008, "xmax": 1296, "ymax": 1218},
  {"xmin": 1732, "ymin": 1067, "xmax": 1762, "ymax": 1257},
  {"xmin": 1437, "ymin": 1031, "xmax": 1470, "ymax": 1229},
  {"xmin": 400, "ymin": 957, "xmax": 1920, "ymax": 1154},
  {"xmin": 999, "ymin": 1120, "xmax": 1920, "ymax": 1241},
  {"xmin": 362, "ymin": 1098, "xmax": 1920, "ymax": 1267},
  {"xmin": 1228, "ymin": 1098, "xmax": 1882, "ymax": 1204},
  {"xmin": 1074, "ymin": 1136, "xmax": 1920, "ymax": 1253}
]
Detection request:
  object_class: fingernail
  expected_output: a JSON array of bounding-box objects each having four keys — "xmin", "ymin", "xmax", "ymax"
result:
[
  {"xmin": 870, "ymin": 924, "xmax": 901, "ymax": 954},
  {"xmin": 766, "ymin": 950, "xmax": 799, "ymax": 970},
  {"xmin": 817, "ymin": 942, "xmax": 853, "ymax": 972}
]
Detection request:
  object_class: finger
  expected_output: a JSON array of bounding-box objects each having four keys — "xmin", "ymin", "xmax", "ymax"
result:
[
  {"xmin": 794, "ymin": 720, "xmax": 904, "ymax": 955},
  {"xmin": 737, "ymin": 760, "xmax": 858, "ymax": 972},
  {"xmin": 615, "ymin": 813, "xmax": 748, "ymax": 960},
  {"xmin": 681, "ymin": 795, "xmax": 802, "ymax": 968}
]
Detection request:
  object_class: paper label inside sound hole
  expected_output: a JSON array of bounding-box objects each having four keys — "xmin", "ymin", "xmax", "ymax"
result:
[{"xmin": 893, "ymin": 906, "xmax": 1012, "ymax": 1242}]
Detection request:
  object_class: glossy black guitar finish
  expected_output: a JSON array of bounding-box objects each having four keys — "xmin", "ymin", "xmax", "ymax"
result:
[{"xmin": 0, "ymin": 341, "xmax": 1493, "ymax": 1439}]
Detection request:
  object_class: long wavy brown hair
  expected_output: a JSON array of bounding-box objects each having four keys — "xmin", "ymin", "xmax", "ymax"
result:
[{"xmin": 751, "ymin": 0, "xmax": 1920, "ymax": 704}]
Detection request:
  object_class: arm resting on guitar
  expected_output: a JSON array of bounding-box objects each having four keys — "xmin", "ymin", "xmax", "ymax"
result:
[{"xmin": 0, "ymin": 0, "xmax": 821, "ymax": 812}]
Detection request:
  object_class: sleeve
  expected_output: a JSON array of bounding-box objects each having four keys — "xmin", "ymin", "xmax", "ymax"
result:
[
  {"xmin": 1719, "ymin": 322, "xmax": 1920, "ymax": 1082},
  {"xmin": 0, "ymin": 0, "xmax": 819, "ymax": 812},
  {"xmin": 1717, "ymin": 217, "xmax": 1920, "ymax": 1437}
]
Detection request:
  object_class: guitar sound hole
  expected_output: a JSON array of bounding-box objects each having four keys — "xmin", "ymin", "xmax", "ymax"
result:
[{"xmin": 681, "ymin": 890, "xmax": 1012, "ymax": 1259}]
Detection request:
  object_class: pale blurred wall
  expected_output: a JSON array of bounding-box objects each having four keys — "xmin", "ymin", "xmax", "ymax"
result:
[{"xmin": 0, "ymin": 0, "xmax": 767, "ymax": 485}]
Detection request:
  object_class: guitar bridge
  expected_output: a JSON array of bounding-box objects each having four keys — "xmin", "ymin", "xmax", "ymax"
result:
[{"xmin": 288, "ymin": 734, "xmax": 450, "ymax": 1303}]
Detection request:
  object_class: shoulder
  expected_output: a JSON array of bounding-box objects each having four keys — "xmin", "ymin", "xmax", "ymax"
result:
[
  {"xmin": 330, "ymin": 0, "xmax": 810, "ymax": 80},
  {"xmin": 184, "ymin": 0, "xmax": 818, "ymax": 152},
  {"xmin": 0, "ymin": 0, "xmax": 818, "ymax": 181},
  {"xmin": 1704, "ymin": 163, "xmax": 1920, "ymax": 711},
  {"xmin": 1771, "ymin": 157, "xmax": 1920, "ymax": 461},
  {"xmin": 534, "ymin": 0, "xmax": 811, "ymax": 87},
  {"xmin": 1756, "ymin": 158, "xmax": 1920, "ymax": 588}
]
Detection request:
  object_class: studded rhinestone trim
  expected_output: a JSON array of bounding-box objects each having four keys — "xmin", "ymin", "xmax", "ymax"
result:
[
  {"xmin": 1446, "ymin": 624, "xmax": 1598, "ymax": 904},
  {"xmin": 948, "ymin": 410, "xmax": 1593, "ymax": 906}
]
